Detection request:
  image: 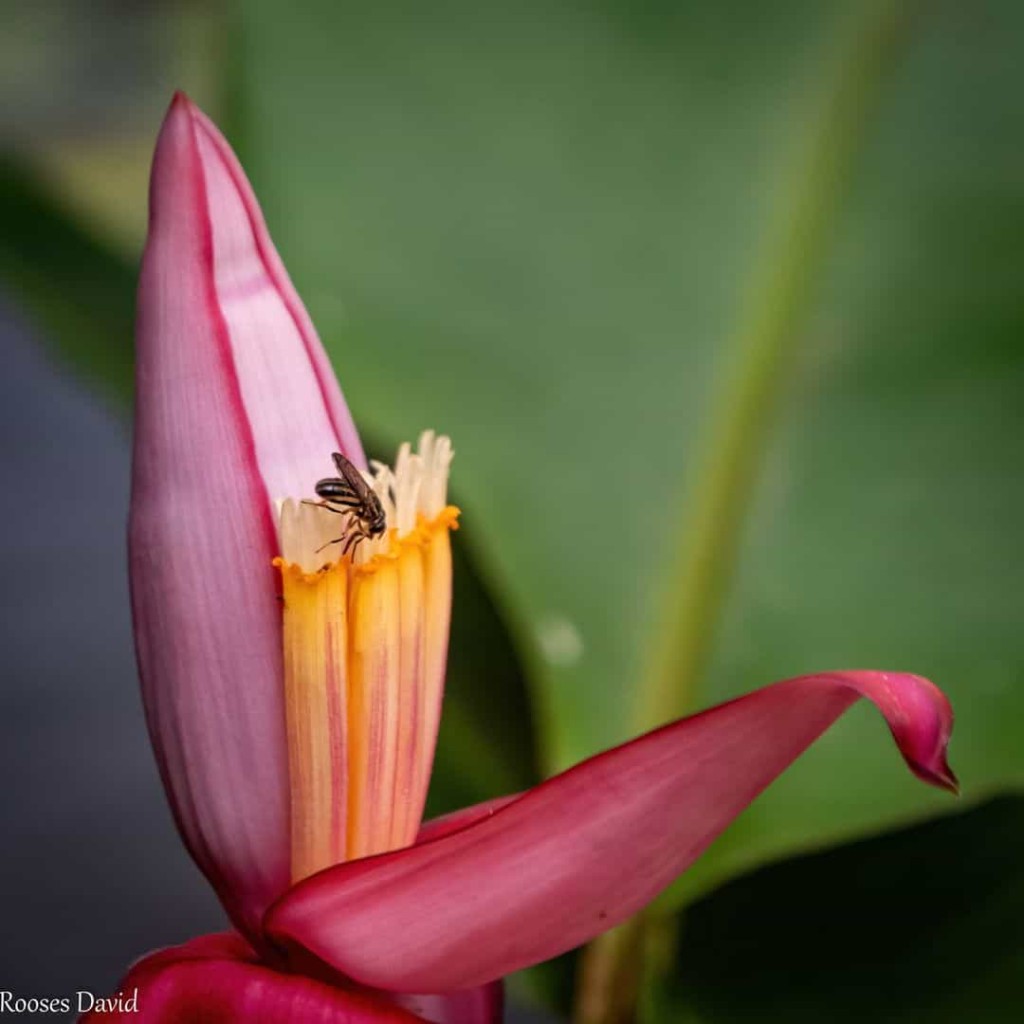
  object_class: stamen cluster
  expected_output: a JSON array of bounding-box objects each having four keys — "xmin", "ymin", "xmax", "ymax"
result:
[{"xmin": 277, "ymin": 431, "xmax": 454, "ymax": 573}]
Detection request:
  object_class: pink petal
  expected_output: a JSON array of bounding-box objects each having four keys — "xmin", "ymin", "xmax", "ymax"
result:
[
  {"xmin": 266, "ymin": 671, "xmax": 955, "ymax": 992},
  {"xmin": 79, "ymin": 933, "xmax": 423, "ymax": 1023},
  {"xmin": 131, "ymin": 94, "xmax": 361, "ymax": 933},
  {"xmin": 392, "ymin": 984, "xmax": 504, "ymax": 1024},
  {"xmin": 414, "ymin": 795, "xmax": 521, "ymax": 846}
]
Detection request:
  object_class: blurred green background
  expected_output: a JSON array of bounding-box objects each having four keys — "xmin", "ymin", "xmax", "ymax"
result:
[{"xmin": 2, "ymin": 0, "xmax": 1022, "ymax": 1020}]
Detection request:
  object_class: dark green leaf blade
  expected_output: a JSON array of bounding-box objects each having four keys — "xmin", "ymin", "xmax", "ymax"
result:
[
  {"xmin": 0, "ymin": 156, "xmax": 135, "ymax": 403},
  {"xmin": 658, "ymin": 798, "xmax": 1024, "ymax": 1023}
]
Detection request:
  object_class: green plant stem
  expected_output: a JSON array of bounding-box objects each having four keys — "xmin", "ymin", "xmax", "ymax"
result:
[{"xmin": 574, "ymin": 916, "xmax": 649, "ymax": 1024}]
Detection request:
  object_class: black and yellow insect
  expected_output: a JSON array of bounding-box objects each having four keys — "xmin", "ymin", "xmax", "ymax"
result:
[{"xmin": 309, "ymin": 452, "xmax": 387, "ymax": 555}]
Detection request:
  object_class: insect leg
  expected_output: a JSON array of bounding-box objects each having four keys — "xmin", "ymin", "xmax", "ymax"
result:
[{"xmin": 342, "ymin": 529, "xmax": 368, "ymax": 556}]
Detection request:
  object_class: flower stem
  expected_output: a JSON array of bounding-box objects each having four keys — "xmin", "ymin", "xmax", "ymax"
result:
[{"xmin": 573, "ymin": 916, "xmax": 648, "ymax": 1024}]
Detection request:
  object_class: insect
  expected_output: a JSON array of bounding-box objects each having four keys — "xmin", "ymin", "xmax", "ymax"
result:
[{"xmin": 306, "ymin": 452, "xmax": 387, "ymax": 555}]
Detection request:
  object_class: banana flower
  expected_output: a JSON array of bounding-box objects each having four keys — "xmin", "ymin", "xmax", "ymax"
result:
[{"xmin": 88, "ymin": 94, "xmax": 957, "ymax": 1023}]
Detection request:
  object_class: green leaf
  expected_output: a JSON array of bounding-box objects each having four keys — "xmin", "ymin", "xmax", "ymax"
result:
[
  {"xmin": 656, "ymin": 798, "xmax": 1024, "ymax": 1022},
  {"xmin": 233, "ymin": 0, "xmax": 848, "ymax": 755},
  {"xmin": 671, "ymin": 0, "xmax": 1024, "ymax": 903},
  {"xmin": 0, "ymin": 156, "xmax": 135, "ymax": 403},
  {"xmin": 235, "ymin": 0, "xmax": 1023, "ymax": 897}
]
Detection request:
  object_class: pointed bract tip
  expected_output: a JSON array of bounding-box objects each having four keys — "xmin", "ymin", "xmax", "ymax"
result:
[
  {"xmin": 932, "ymin": 759, "xmax": 960, "ymax": 796},
  {"xmin": 163, "ymin": 91, "xmax": 205, "ymax": 131}
]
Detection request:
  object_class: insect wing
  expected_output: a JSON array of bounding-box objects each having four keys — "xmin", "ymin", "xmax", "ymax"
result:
[
  {"xmin": 323, "ymin": 451, "xmax": 388, "ymax": 540},
  {"xmin": 331, "ymin": 452, "xmax": 372, "ymax": 499}
]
